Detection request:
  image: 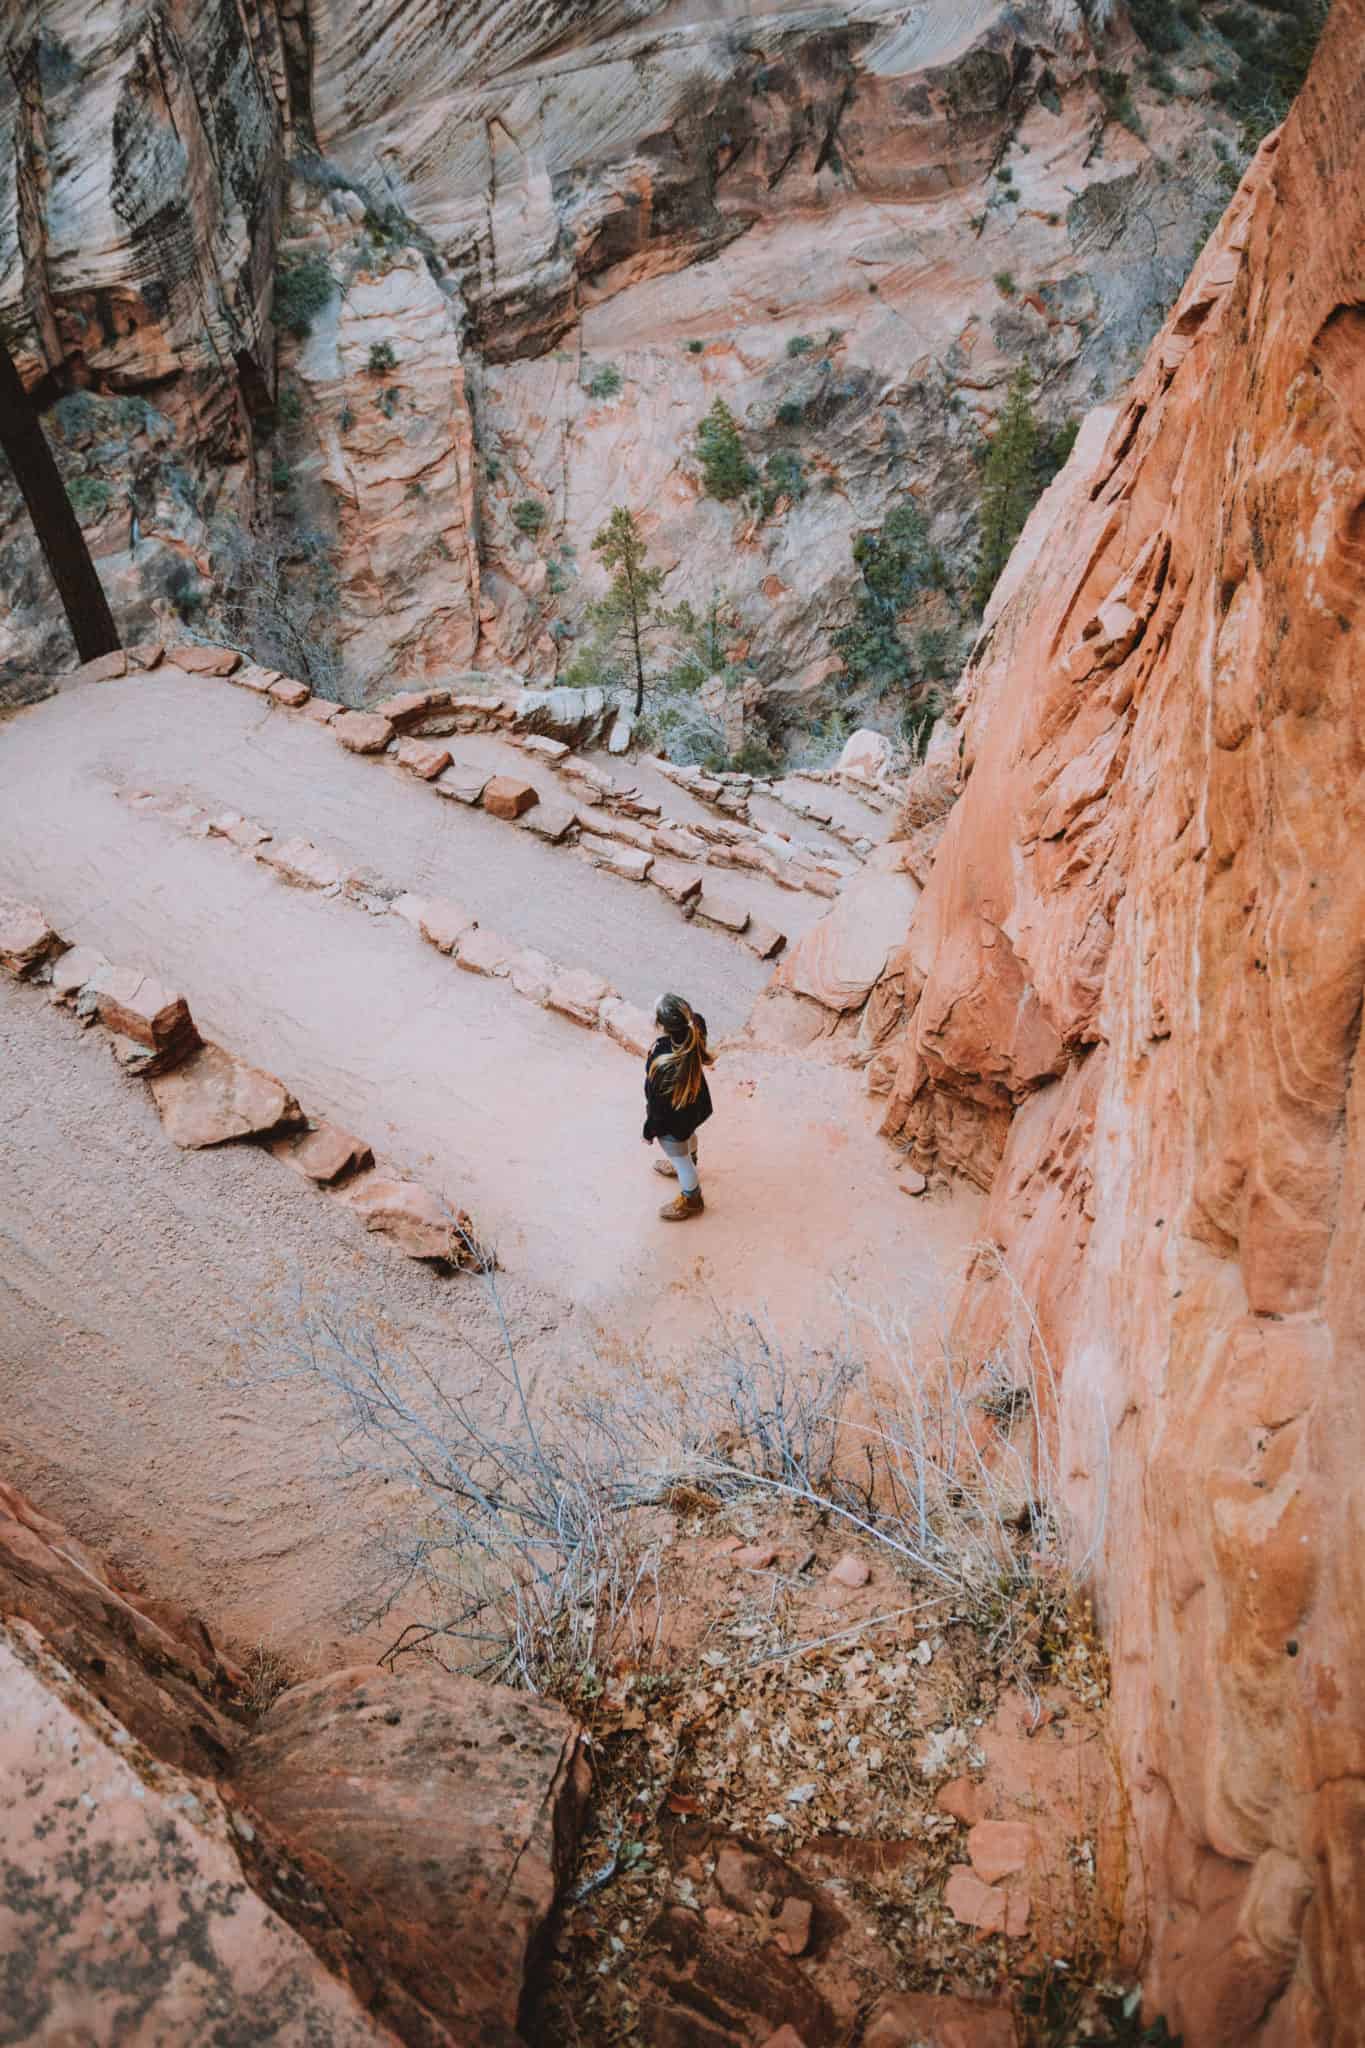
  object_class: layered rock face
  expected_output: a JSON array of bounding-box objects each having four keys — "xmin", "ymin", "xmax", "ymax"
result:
[
  {"xmin": 881, "ymin": 5, "xmax": 1365, "ymax": 2035},
  {"xmin": 0, "ymin": 0, "xmax": 1230, "ymax": 706},
  {"xmin": 0, "ymin": 1475, "xmax": 586, "ymax": 2046}
]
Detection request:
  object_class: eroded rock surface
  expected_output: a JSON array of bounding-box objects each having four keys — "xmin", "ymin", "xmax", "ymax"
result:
[
  {"xmin": 0, "ymin": 1475, "xmax": 585, "ymax": 2048},
  {"xmin": 878, "ymin": 10, "xmax": 1365, "ymax": 2036}
]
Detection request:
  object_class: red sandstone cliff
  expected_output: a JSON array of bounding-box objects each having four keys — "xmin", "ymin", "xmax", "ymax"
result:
[{"xmin": 882, "ymin": 4, "xmax": 1365, "ymax": 2037}]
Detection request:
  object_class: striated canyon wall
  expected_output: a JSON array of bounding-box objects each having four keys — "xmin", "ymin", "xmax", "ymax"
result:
[
  {"xmin": 881, "ymin": 2, "xmax": 1364, "ymax": 2036},
  {"xmin": 0, "ymin": 0, "xmax": 1234, "ymax": 708}
]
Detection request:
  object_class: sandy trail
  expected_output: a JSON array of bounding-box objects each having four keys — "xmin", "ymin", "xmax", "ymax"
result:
[{"xmin": 0, "ymin": 675, "xmax": 981, "ymax": 1662}]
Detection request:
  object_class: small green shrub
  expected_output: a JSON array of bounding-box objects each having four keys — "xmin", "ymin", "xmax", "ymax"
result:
[
  {"xmin": 994, "ymin": 270, "xmax": 1017, "ymax": 297},
  {"xmin": 762, "ymin": 450, "xmax": 806, "ymax": 513},
  {"xmin": 969, "ymin": 213, "xmax": 987, "ymax": 232},
  {"xmin": 67, "ymin": 475, "xmax": 110, "ymax": 523},
  {"xmin": 1129, "ymin": 0, "xmax": 1184, "ymax": 51},
  {"xmin": 586, "ymin": 364, "xmax": 623, "ymax": 400},
  {"xmin": 274, "ymin": 256, "xmax": 335, "ymax": 340},
  {"xmin": 512, "ymin": 498, "xmax": 548, "ymax": 535},
  {"xmin": 730, "ymin": 737, "xmax": 780, "ymax": 777},
  {"xmin": 277, "ymin": 388, "xmax": 303, "ymax": 427},
  {"xmin": 685, "ymin": 339, "xmax": 705, "ymax": 354},
  {"xmin": 405, "ymin": 480, "xmax": 425, "ymax": 499},
  {"xmin": 546, "ymin": 558, "xmax": 571, "ymax": 594},
  {"xmin": 270, "ymin": 457, "xmax": 292, "ymax": 490},
  {"xmin": 367, "ymin": 341, "xmax": 398, "ymax": 374},
  {"xmin": 375, "ymin": 387, "xmax": 400, "ymax": 418},
  {"xmin": 484, "ymin": 452, "xmax": 502, "ymax": 480},
  {"xmin": 776, "ymin": 399, "xmax": 804, "ymax": 428},
  {"xmin": 1098, "ymin": 68, "xmax": 1145, "ymax": 136},
  {"xmin": 786, "ymin": 335, "xmax": 815, "ymax": 358},
  {"xmin": 52, "ymin": 392, "xmax": 100, "ymax": 439},
  {"xmin": 338, "ymin": 404, "xmax": 355, "ymax": 432}
]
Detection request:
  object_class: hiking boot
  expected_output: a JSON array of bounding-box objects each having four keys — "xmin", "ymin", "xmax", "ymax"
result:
[{"xmin": 659, "ymin": 1189, "xmax": 705, "ymax": 1222}]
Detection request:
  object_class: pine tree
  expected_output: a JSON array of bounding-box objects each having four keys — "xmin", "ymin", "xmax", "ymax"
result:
[
  {"xmin": 695, "ymin": 398, "xmax": 757, "ymax": 503},
  {"xmin": 591, "ymin": 506, "xmax": 665, "ymax": 716},
  {"xmin": 972, "ymin": 366, "xmax": 1040, "ymax": 612}
]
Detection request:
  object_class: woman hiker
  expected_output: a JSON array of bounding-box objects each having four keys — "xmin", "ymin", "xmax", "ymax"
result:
[{"xmin": 642, "ymin": 992, "xmax": 714, "ymax": 1222}]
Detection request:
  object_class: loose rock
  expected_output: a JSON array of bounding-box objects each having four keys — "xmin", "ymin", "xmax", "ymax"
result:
[
  {"xmin": 0, "ymin": 899, "xmax": 63, "ymax": 978},
  {"xmin": 334, "ymin": 711, "xmax": 395, "ymax": 754},
  {"xmin": 482, "ymin": 776, "xmax": 539, "ymax": 821},
  {"xmin": 150, "ymin": 1044, "xmax": 300, "ymax": 1148},
  {"xmin": 396, "ymin": 737, "xmax": 452, "ymax": 781}
]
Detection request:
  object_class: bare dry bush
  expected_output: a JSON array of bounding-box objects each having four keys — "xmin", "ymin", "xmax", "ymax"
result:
[{"xmin": 256, "ymin": 1253, "xmax": 1107, "ymax": 1699}]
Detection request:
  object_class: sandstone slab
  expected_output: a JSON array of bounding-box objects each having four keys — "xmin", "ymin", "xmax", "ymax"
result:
[
  {"xmin": 482, "ymin": 775, "xmax": 539, "ymax": 820},
  {"xmin": 334, "ymin": 711, "xmax": 395, "ymax": 754},
  {"xmin": 259, "ymin": 836, "xmax": 346, "ymax": 891},
  {"xmin": 49, "ymin": 945, "xmax": 107, "ymax": 1001},
  {"xmin": 395, "ymin": 736, "xmax": 452, "ymax": 780},
  {"xmin": 75, "ymin": 648, "xmax": 128, "ymax": 682},
  {"xmin": 270, "ymin": 1122, "xmax": 373, "ymax": 1185},
  {"xmin": 269, "ymin": 675, "xmax": 310, "ymax": 708},
  {"xmin": 653, "ymin": 821, "xmax": 709, "ymax": 862},
  {"xmin": 776, "ymin": 869, "xmax": 916, "ymax": 1012},
  {"xmin": 237, "ymin": 1664, "xmax": 585, "ymax": 2045},
  {"xmin": 943, "ymin": 1864, "xmax": 1029, "ymax": 1938},
  {"xmin": 693, "ymin": 892, "xmax": 750, "ymax": 935},
  {"xmin": 342, "ymin": 1174, "xmax": 469, "ymax": 1262},
  {"xmin": 374, "ymin": 688, "xmax": 451, "ymax": 731},
  {"xmin": 416, "ymin": 897, "xmax": 476, "ymax": 954},
  {"xmin": 745, "ymin": 919, "xmax": 788, "ymax": 961},
  {"xmin": 0, "ymin": 898, "xmax": 62, "ymax": 977},
  {"xmin": 433, "ymin": 760, "xmax": 491, "ymax": 805},
  {"xmin": 0, "ymin": 1621, "xmax": 389, "ymax": 2048},
  {"xmin": 165, "ymin": 642, "xmax": 241, "ymax": 676},
  {"xmin": 301, "ymin": 696, "xmax": 339, "ymax": 724},
  {"xmin": 518, "ymin": 796, "xmax": 576, "ymax": 842},
  {"xmin": 509, "ymin": 948, "xmax": 555, "ymax": 1003},
  {"xmin": 600, "ymin": 997, "xmax": 654, "ymax": 1056},
  {"xmin": 234, "ymin": 663, "xmax": 280, "ymax": 695},
  {"xmin": 455, "ymin": 926, "xmax": 513, "ymax": 977},
  {"xmin": 94, "ymin": 966, "xmax": 199, "ymax": 1063},
  {"xmin": 150, "ymin": 1044, "xmax": 300, "ymax": 1148},
  {"xmin": 649, "ymin": 857, "xmax": 705, "ymax": 906},
  {"xmin": 520, "ymin": 733, "xmax": 570, "ymax": 761},
  {"xmin": 547, "ymin": 966, "xmax": 611, "ymax": 1027}
]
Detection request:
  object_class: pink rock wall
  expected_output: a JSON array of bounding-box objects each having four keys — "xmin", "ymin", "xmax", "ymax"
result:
[{"xmin": 880, "ymin": 3, "xmax": 1365, "ymax": 2037}]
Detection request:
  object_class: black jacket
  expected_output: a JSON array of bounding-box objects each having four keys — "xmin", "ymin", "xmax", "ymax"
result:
[{"xmin": 642, "ymin": 1022, "xmax": 714, "ymax": 1143}]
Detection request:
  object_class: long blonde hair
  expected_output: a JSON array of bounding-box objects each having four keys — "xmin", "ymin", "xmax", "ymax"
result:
[{"xmin": 650, "ymin": 992, "xmax": 712, "ymax": 1109}]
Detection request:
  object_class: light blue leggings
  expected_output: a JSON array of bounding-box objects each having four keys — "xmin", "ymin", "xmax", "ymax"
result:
[{"xmin": 658, "ymin": 1134, "xmax": 700, "ymax": 1194}]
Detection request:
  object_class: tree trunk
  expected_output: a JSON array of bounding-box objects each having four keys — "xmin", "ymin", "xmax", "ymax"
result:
[
  {"xmin": 630, "ymin": 598, "xmax": 645, "ymax": 717},
  {"xmin": 0, "ymin": 341, "xmax": 119, "ymax": 662}
]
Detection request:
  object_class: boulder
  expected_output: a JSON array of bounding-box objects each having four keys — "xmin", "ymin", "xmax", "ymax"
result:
[
  {"xmin": 236, "ymin": 1664, "xmax": 586, "ymax": 2045},
  {"xmin": 395, "ymin": 737, "xmax": 452, "ymax": 781},
  {"xmin": 342, "ymin": 1174, "xmax": 470, "ymax": 1261},
  {"xmin": 0, "ymin": 898, "xmax": 63, "ymax": 977},
  {"xmin": 599, "ymin": 997, "xmax": 654, "ymax": 1056},
  {"xmin": 94, "ymin": 966, "xmax": 199, "ymax": 1063},
  {"xmin": 433, "ymin": 760, "xmax": 491, "ymax": 805},
  {"xmin": 511, "ymin": 684, "xmax": 610, "ymax": 747},
  {"xmin": 649, "ymin": 857, "xmax": 705, "ymax": 906},
  {"xmin": 775, "ymin": 870, "xmax": 917, "ymax": 1013},
  {"xmin": 268, "ymin": 675, "xmax": 310, "ymax": 708},
  {"xmin": 165, "ymin": 642, "xmax": 241, "ymax": 677},
  {"xmin": 416, "ymin": 898, "xmax": 476, "ymax": 954},
  {"xmin": 547, "ymin": 967, "xmax": 612, "ymax": 1027},
  {"xmin": 482, "ymin": 776, "xmax": 539, "ymax": 821},
  {"xmin": 606, "ymin": 705, "xmax": 634, "ymax": 755},
  {"xmin": 270, "ymin": 1121, "xmax": 373, "ymax": 1185},
  {"xmin": 333, "ymin": 711, "xmax": 395, "ymax": 754},
  {"xmin": 258, "ymin": 837, "xmax": 346, "ymax": 891},
  {"xmin": 150, "ymin": 1044, "xmax": 300, "ymax": 1148},
  {"xmin": 0, "ymin": 1621, "xmax": 389, "ymax": 2048},
  {"xmin": 836, "ymin": 729, "xmax": 895, "ymax": 783}
]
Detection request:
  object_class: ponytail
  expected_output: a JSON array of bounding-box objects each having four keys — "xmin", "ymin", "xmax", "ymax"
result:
[{"xmin": 650, "ymin": 993, "xmax": 712, "ymax": 1110}]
